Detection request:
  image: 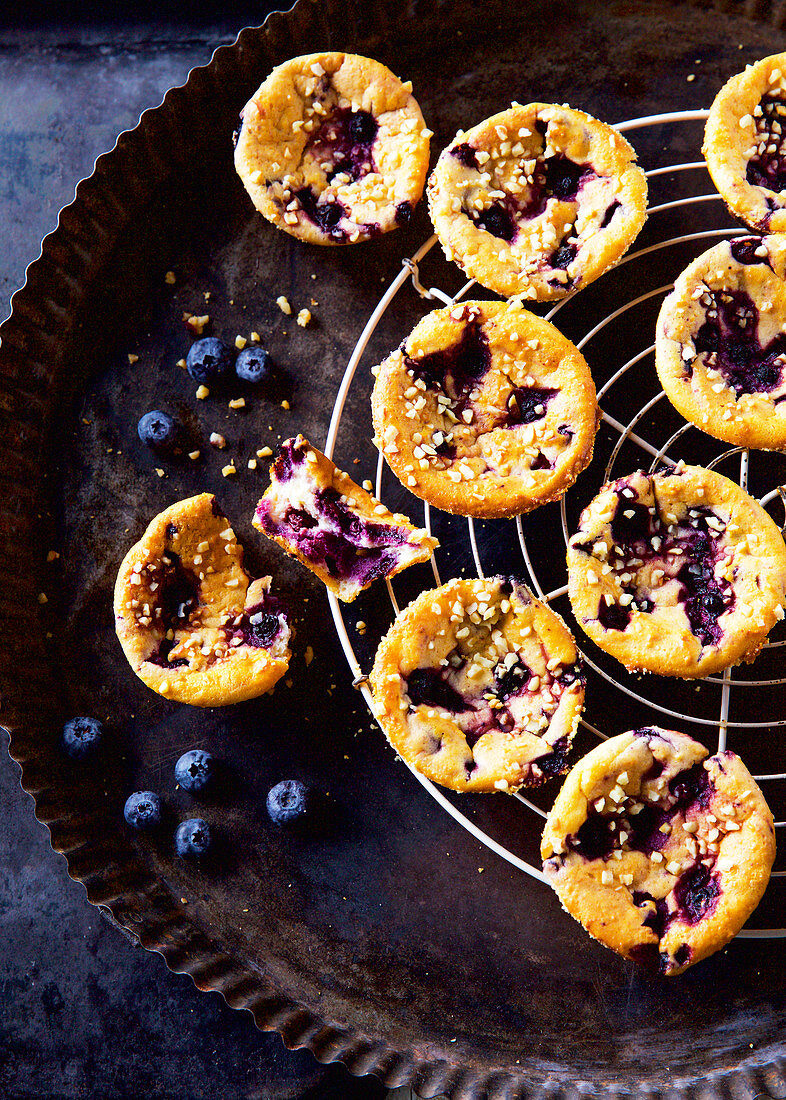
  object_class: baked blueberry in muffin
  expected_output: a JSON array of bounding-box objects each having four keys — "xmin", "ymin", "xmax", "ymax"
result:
[
  {"xmin": 705, "ymin": 52, "xmax": 786, "ymax": 232},
  {"xmin": 656, "ymin": 234, "xmax": 786, "ymax": 449},
  {"xmin": 542, "ymin": 728, "xmax": 776, "ymax": 974}
]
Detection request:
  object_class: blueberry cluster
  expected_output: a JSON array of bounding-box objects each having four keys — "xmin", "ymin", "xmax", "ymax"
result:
[
  {"xmin": 186, "ymin": 336, "xmax": 273, "ymax": 388},
  {"xmin": 136, "ymin": 336, "xmax": 274, "ymax": 455},
  {"xmin": 61, "ymin": 717, "xmax": 319, "ymax": 860}
]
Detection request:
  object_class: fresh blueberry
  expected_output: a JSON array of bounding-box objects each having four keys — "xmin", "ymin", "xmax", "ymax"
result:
[
  {"xmin": 266, "ymin": 779, "xmax": 313, "ymax": 825},
  {"xmin": 137, "ymin": 410, "xmax": 179, "ymax": 452},
  {"xmin": 61, "ymin": 716, "xmax": 104, "ymax": 759},
  {"xmin": 235, "ymin": 346, "xmax": 273, "ymax": 386},
  {"xmin": 174, "ymin": 749, "xmax": 215, "ymax": 793},
  {"xmin": 124, "ymin": 790, "xmax": 163, "ymax": 830},
  {"xmin": 186, "ymin": 337, "xmax": 233, "ymax": 384},
  {"xmin": 175, "ymin": 817, "xmax": 213, "ymax": 858}
]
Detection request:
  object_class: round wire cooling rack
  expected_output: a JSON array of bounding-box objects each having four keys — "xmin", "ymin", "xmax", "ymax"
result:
[{"xmin": 322, "ymin": 108, "xmax": 786, "ymax": 940}]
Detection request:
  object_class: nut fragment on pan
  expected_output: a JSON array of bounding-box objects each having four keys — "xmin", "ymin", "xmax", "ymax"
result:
[
  {"xmin": 656, "ymin": 235, "xmax": 786, "ymax": 449},
  {"xmin": 114, "ymin": 494, "xmax": 291, "ymax": 706},
  {"xmin": 234, "ymin": 52, "xmax": 431, "ymax": 244},
  {"xmin": 371, "ymin": 300, "xmax": 599, "ymax": 518},
  {"xmin": 253, "ymin": 435, "xmax": 438, "ymax": 602},
  {"xmin": 704, "ymin": 51, "xmax": 786, "ymax": 232},
  {"xmin": 427, "ymin": 102, "xmax": 647, "ymax": 300},
  {"xmin": 370, "ymin": 577, "xmax": 585, "ymax": 794},
  {"xmin": 542, "ymin": 727, "xmax": 776, "ymax": 975},
  {"xmin": 566, "ymin": 464, "xmax": 786, "ymax": 678}
]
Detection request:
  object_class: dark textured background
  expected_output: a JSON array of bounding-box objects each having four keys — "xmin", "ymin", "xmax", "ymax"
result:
[
  {"xmin": 0, "ymin": 7, "xmax": 385, "ymax": 1098},
  {"xmin": 3, "ymin": 3, "xmax": 786, "ymax": 1098}
]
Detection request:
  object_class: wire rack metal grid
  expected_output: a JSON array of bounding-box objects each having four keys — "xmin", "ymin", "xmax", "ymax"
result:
[{"xmin": 322, "ymin": 108, "xmax": 785, "ymax": 941}]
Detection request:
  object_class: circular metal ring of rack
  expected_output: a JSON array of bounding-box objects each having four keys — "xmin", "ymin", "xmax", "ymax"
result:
[{"xmin": 323, "ymin": 109, "xmax": 785, "ymax": 940}]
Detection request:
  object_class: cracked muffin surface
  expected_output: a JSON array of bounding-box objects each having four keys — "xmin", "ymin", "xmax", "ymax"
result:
[
  {"xmin": 370, "ymin": 577, "xmax": 585, "ymax": 793},
  {"xmin": 253, "ymin": 435, "xmax": 438, "ymax": 602},
  {"xmin": 234, "ymin": 51, "xmax": 430, "ymax": 244},
  {"xmin": 428, "ymin": 102, "xmax": 647, "ymax": 300},
  {"xmin": 656, "ymin": 234, "xmax": 786, "ymax": 449},
  {"xmin": 542, "ymin": 727, "xmax": 776, "ymax": 975},
  {"xmin": 567, "ymin": 464, "xmax": 786, "ymax": 677},
  {"xmin": 371, "ymin": 299, "xmax": 599, "ymax": 518},
  {"xmin": 114, "ymin": 494, "xmax": 291, "ymax": 706},
  {"xmin": 705, "ymin": 51, "xmax": 786, "ymax": 232}
]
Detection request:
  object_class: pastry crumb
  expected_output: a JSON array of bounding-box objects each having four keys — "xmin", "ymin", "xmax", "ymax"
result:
[
  {"xmin": 184, "ymin": 312, "xmax": 210, "ymax": 335},
  {"xmin": 276, "ymin": 295, "xmax": 292, "ymax": 315}
]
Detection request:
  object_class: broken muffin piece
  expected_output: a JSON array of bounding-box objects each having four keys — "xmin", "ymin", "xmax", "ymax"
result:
[
  {"xmin": 253, "ymin": 434, "xmax": 439, "ymax": 601},
  {"xmin": 114, "ymin": 493, "xmax": 291, "ymax": 706}
]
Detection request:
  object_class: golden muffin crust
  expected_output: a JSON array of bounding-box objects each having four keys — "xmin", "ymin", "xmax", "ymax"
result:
[
  {"xmin": 705, "ymin": 51, "xmax": 786, "ymax": 232},
  {"xmin": 567, "ymin": 464, "xmax": 786, "ymax": 677},
  {"xmin": 428, "ymin": 102, "xmax": 647, "ymax": 300},
  {"xmin": 234, "ymin": 52, "xmax": 430, "ymax": 244},
  {"xmin": 656, "ymin": 234, "xmax": 786, "ymax": 450},
  {"xmin": 542, "ymin": 728, "xmax": 776, "ymax": 975},
  {"xmin": 370, "ymin": 577, "xmax": 584, "ymax": 793},
  {"xmin": 114, "ymin": 494, "xmax": 290, "ymax": 706},
  {"xmin": 371, "ymin": 299, "xmax": 599, "ymax": 518}
]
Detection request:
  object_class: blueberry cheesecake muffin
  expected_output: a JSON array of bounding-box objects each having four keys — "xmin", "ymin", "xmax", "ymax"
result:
[
  {"xmin": 253, "ymin": 435, "xmax": 438, "ymax": 602},
  {"xmin": 371, "ymin": 300, "xmax": 599, "ymax": 518},
  {"xmin": 567, "ymin": 465, "xmax": 786, "ymax": 677},
  {"xmin": 705, "ymin": 52, "xmax": 786, "ymax": 232},
  {"xmin": 370, "ymin": 577, "xmax": 585, "ymax": 793},
  {"xmin": 656, "ymin": 235, "xmax": 786, "ymax": 449},
  {"xmin": 234, "ymin": 52, "xmax": 430, "ymax": 245},
  {"xmin": 427, "ymin": 103, "xmax": 648, "ymax": 300},
  {"xmin": 115, "ymin": 494, "xmax": 291, "ymax": 706},
  {"xmin": 542, "ymin": 727, "xmax": 776, "ymax": 975}
]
